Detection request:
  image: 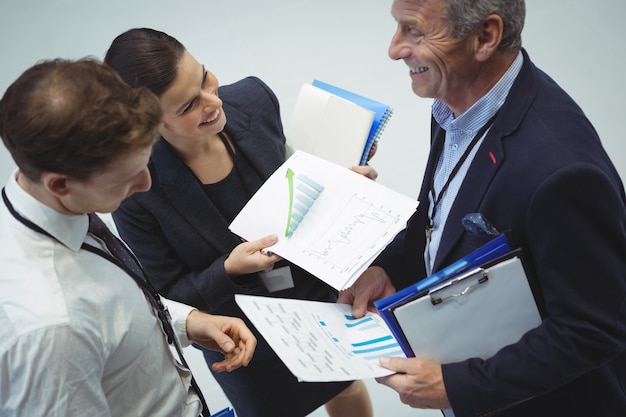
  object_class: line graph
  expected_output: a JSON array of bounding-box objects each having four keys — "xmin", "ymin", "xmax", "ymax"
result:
[{"xmin": 303, "ymin": 193, "xmax": 403, "ymax": 273}]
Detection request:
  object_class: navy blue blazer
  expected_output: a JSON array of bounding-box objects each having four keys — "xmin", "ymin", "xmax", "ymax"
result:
[{"xmin": 374, "ymin": 50, "xmax": 626, "ymax": 416}]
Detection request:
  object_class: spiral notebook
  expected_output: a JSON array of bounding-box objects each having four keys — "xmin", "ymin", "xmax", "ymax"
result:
[{"xmin": 287, "ymin": 80, "xmax": 393, "ymax": 167}]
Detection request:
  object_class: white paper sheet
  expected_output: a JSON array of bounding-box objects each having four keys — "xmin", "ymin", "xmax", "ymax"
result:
[
  {"xmin": 286, "ymin": 83, "xmax": 375, "ymax": 167},
  {"xmin": 229, "ymin": 151, "xmax": 418, "ymax": 291},
  {"xmin": 235, "ymin": 294, "xmax": 406, "ymax": 382}
]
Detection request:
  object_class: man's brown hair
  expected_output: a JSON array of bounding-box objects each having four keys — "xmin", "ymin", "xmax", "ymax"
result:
[{"xmin": 0, "ymin": 58, "xmax": 162, "ymax": 182}]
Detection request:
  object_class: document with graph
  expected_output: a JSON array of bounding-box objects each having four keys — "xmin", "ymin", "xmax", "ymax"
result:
[
  {"xmin": 235, "ymin": 294, "xmax": 406, "ymax": 381},
  {"xmin": 229, "ymin": 150, "xmax": 417, "ymax": 291}
]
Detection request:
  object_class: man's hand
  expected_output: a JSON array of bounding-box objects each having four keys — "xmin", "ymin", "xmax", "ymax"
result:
[
  {"xmin": 350, "ymin": 164, "xmax": 379, "ymax": 180},
  {"xmin": 376, "ymin": 356, "xmax": 451, "ymax": 410},
  {"xmin": 349, "ymin": 140, "xmax": 379, "ymax": 180},
  {"xmin": 186, "ymin": 310, "xmax": 257, "ymax": 372},
  {"xmin": 337, "ymin": 266, "xmax": 396, "ymax": 318}
]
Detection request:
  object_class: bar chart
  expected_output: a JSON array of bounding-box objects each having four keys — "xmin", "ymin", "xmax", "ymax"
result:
[{"xmin": 235, "ymin": 294, "xmax": 405, "ymax": 382}]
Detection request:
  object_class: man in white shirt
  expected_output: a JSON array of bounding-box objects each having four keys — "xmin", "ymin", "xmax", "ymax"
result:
[{"xmin": 0, "ymin": 58, "xmax": 257, "ymax": 417}]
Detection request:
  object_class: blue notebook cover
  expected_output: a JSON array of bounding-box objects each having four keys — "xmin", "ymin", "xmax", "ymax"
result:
[
  {"xmin": 210, "ymin": 407, "xmax": 235, "ymax": 417},
  {"xmin": 312, "ymin": 80, "xmax": 393, "ymax": 165},
  {"xmin": 374, "ymin": 234, "xmax": 512, "ymax": 356}
]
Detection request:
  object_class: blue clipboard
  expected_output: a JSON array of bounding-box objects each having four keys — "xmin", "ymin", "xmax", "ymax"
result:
[{"xmin": 374, "ymin": 234, "xmax": 512, "ymax": 356}]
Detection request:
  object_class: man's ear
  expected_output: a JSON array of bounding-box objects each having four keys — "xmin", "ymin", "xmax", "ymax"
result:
[
  {"xmin": 474, "ymin": 14, "xmax": 504, "ymax": 62},
  {"xmin": 41, "ymin": 172, "xmax": 71, "ymax": 197}
]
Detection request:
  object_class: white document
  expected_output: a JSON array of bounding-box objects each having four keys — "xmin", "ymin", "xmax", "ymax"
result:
[
  {"xmin": 235, "ymin": 294, "xmax": 406, "ymax": 382},
  {"xmin": 229, "ymin": 150, "xmax": 417, "ymax": 291},
  {"xmin": 286, "ymin": 83, "xmax": 375, "ymax": 167}
]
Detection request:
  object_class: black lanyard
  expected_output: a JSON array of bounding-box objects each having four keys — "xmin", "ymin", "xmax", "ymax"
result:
[
  {"xmin": 426, "ymin": 112, "xmax": 499, "ymax": 239},
  {"xmin": 2, "ymin": 187, "xmax": 211, "ymax": 417},
  {"xmin": 1, "ymin": 187, "xmax": 162, "ymax": 309}
]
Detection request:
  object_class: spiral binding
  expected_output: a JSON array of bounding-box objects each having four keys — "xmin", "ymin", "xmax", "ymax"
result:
[{"xmin": 360, "ymin": 107, "xmax": 394, "ymax": 165}]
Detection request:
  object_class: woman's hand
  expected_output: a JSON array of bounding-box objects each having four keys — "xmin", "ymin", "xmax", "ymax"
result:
[
  {"xmin": 224, "ymin": 234, "xmax": 282, "ymax": 277},
  {"xmin": 350, "ymin": 141, "xmax": 379, "ymax": 180},
  {"xmin": 350, "ymin": 165, "xmax": 378, "ymax": 180}
]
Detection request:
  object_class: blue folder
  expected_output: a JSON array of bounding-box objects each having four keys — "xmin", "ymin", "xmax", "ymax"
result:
[
  {"xmin": 311, "ymin": 80, "xmax": 393, "ymax": 165},
  {"xmin": 210, "ymin": 407, "xmax": 235, "ymax": 417},
  {"xmin": 374, "ymin": 234, "xmax": 512, "ymax": 356}
]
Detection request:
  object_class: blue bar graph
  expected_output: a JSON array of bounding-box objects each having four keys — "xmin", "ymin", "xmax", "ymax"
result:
[
  {"xmin": 286, "ymin": 173, "xmax": 325, "ymax": 237},
  {"xmin": 339, "ymin": 313, "xmax": 402, "ymax": 359},
  {"xmin": 351, "ymin": 335, "xmax": 394, "ymax": 347}
]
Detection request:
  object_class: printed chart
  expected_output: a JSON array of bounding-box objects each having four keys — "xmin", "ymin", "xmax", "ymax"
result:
[
  {"xmin": 285, "ymin": 171, "xmax": 324, "ymax": 237},
  {"xmin": 229, "ymin": 151, "xmax": 418, "ymax": 291},
  {"xmin": 302, "ymin": 193, "xmax": 404, "ymax": 274},
  {"xmin": 235, "ymin": 294, "xmax": 405, "ymax": 382}
]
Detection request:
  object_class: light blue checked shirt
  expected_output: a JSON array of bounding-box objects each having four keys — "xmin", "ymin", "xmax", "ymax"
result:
[{"xmin": 425, "ymin": 51, "xmax": 523, "ymax": 274}]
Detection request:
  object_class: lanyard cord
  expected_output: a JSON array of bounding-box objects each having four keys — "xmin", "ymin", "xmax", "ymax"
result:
[
  {"xmin": 1, "ymin": 188, "xmax": 161, "ymax": 304},
  {"xmin": 1, "ymin": 187, "xmax": 211, "ymax": 417},
  {"xmin": 426, "ymin": 112, "xmax": 499, "ymax": 238}
]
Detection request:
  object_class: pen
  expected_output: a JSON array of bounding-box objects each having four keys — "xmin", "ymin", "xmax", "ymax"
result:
[{"xmin": 261, "ymin": 248, "xmax": 273, "ymax": 257}]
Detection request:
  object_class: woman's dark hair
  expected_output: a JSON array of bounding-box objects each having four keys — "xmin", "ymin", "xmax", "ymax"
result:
[{"xmin": 104, "ymin": 28, "xmax": 186, "ymax": 97}]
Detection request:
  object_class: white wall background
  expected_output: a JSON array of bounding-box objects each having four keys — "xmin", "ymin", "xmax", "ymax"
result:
[{"xmin": 1, "ymin": 1, "xmax": 624, "ymax": 416}]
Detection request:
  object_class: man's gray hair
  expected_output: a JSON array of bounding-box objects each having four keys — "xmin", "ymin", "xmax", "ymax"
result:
[{"xmin": 446, "ymin": 0, "xmax": 525, "ymax": 51}]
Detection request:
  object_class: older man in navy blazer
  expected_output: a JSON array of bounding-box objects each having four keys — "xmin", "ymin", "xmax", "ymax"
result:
[{"xmin": 339, "ymin": 1, "xmax": 626, "ymax": 416}]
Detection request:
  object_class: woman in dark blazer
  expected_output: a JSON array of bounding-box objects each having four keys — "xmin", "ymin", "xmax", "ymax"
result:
[{"xmin": 104, "ymin": 28, "xmax": 373, "ymax": 417}]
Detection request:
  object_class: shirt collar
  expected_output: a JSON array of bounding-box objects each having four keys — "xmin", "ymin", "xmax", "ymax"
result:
[
  {"xmin": 433, "ymin": 51, "xmax": 524, "ymax": 133},
  {"xmin": 5, "ymin": 169, "xmax": 89, "ymax": 252}
]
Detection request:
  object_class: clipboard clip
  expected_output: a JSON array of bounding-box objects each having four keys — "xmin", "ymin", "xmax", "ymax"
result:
[{"xmin": 429, "ymin": 267, "xmax": 489, "ymax": 305}]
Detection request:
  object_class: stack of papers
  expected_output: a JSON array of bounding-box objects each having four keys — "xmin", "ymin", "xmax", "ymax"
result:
[{"xmin": 229, "ymin": 151, "xmax": 417, "ymax": 291}]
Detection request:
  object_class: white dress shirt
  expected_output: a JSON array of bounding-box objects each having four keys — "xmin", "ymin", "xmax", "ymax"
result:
[{"xmin": 0, "ymin": 171, "xmax": 201, "ymax": 417}]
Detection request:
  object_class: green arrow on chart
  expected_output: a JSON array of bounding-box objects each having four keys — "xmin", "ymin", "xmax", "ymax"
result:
[{"xmin": 284, "ymin": 168, "xmax": 295, "ymax": 237}]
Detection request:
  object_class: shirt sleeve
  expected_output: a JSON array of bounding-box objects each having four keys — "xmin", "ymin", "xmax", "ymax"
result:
[{"xmin": 161, "ymin": 297, "xmax": 196, "ymax": 347}]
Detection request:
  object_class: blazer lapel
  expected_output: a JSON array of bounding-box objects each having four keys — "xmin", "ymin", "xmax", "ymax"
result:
[
  {"xmin": 432, "ymin": 49, "xmax": 538, "ymax": 270},
  {"xmin": 150, "ymin": 139, "xmax": 240, "ymax": 254},
  {"xmin": 221, "ymin": 101, "xmax": 284, "ymax": 180},
  {"xmin": 433, "ymin": 125, "xmax": 505, "ymax": 270}
]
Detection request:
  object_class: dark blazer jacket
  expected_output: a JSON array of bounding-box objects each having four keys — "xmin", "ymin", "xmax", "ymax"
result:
[
  {"xmin": 113, "ymin": 77, "xmax": 336, "ymax": 361},
  {"xmin": 114, "ymin": 76, "xmax": 351, "ymax": 415},
  {"xmin": 374, "ymin": 49, "xmax": 626, "ymax": 416}
]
